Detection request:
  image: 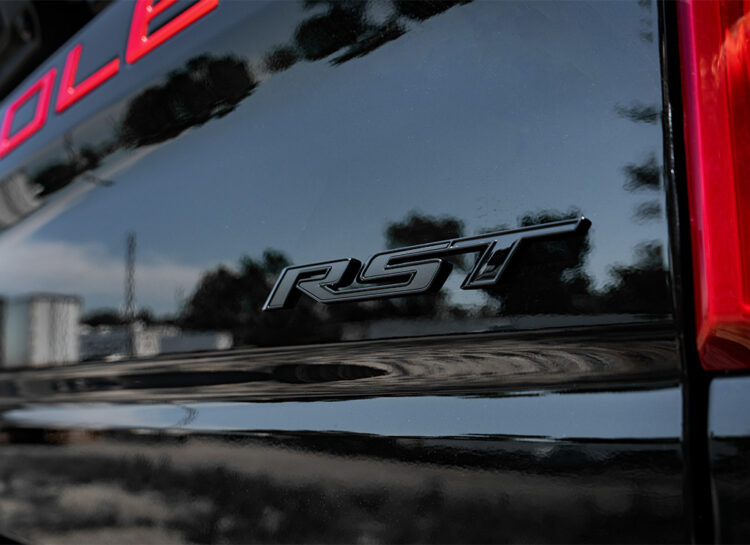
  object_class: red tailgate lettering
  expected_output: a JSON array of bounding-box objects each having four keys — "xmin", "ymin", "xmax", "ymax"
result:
[
  {"xmin": 56, "ymin": 45, "xmax": 120, "ymax": 113},
  {"xmin": 0, "ymin": 68, "xmax": 56, "ymax": 158},
  {"xmin": 126, "ymin": 0, "xmax": 218, "ymax": 64}
]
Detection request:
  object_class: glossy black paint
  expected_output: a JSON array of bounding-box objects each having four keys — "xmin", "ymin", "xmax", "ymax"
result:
[
  {"xmin": 707, "ymin": 376, "xmax": 750, "ymax": 544},
  {"xmin": 0, "ymin": 0, "xmax": 690, "ymax": 543},
  {"xmin": 0, "ymin": 380, "xmax": 685, "ymax": 543},
  {"xmin": 0, "ymin": 427, "xmax": 683, "ymax": 543},
  {"xmin": 0, "ymin": 323, "xmax": 678, "ymax": 404},
  {"xmin": 0, "ymin": 0, "xmax": 671, "ymax": 345}
]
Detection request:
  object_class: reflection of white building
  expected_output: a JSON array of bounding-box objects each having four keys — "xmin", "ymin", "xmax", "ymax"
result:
[
  {"xmin": 0, "ymin": 294, "xmax": 81, "ymax": 368},
  {"xmin": 79, "ymin": 322, "xmax": 232, "ymax": 361},
  {"xmin": 0, "ymin": 294, "xmax": 232, "ymax": 368}
]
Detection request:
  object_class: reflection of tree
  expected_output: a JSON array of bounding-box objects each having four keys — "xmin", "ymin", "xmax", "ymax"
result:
[
  {"xmin": 22, "ymin": 55, "xmax": 256, "ymax": 207},
  {"xmin": 385, "ymin": 210, "xmax": 463, "ymax": 248},
  {"xmin": 615, "ymin": 0, "xmax": 662, "ymax": 225},
  {"xmin": 82, "ymin": 308, "xmax": 126, "ymax": 327},
  {"xmin": 605, "ymin": 6, "xmax": 668, "ymax": 313},
  {"xmin": 601, "ymin": 241, "xmax": 670, "ymax": 314},
  {"xmin": 482, "ymin": 209, "xmax": 594, "ymax": 315},
  {"xmin": 636, "ymin": 0, "xmax": 655, "ymax": 43},
  {"xmin": 615, "ymin": 66, "xmax": 662, "ymax": 224},
  {"xmin": 28, "ymin": 0, "xmax": 675, "ymax": 344},
  {"xmin": 329, "ymin": 211, "xmax": 467, "ymax": 323},
  {"xmin": 295, "ymin": 2, "xmax": 367, "ymax": 61},
  {"xmin": 380, "ymin": 211, "xmax": 464, "ymax": 318},
  {"xmin": 294, "ymin": 0, "xmax": 472, "ymax": 65},
  {"xmin": 632, "ymin": 201, "xmax": 662, "ymax": 222},
  {"xmin": 623, "ymin": 152, "xmax": 660, "ymax": 191},
  {"xmin": 622, "ymin": 151, "xmax": 663, "ymax": 225},
  {"xmin": 264, "ymin": 47, "xmax": 298, "ymax": 73},
  {"xmin": 330, "ymin": 19, "xmax": 406, "ymax": 65},
  {"xmin": 82, "ymin": 307, "xmax": 171, "ymax": 327},
  {"xmin": 34, "ymin": 146, "xmax": 102, "ymax": 196},
  {"xmin": 22, "ymin": 1, "xmax": 475, "ymax": 205},
  {"xmin": 395, "ymin": 0, "xmax": 469, "ymax": 21},
  {"xmin": 614, "ymin": 102, "xmax": 658, "ymax": 125},
  {"xmin": 293, "ymin": 0, "xmax": 411, "ymax": 66},
  {"xmin": 120, "ymin": 55, "xmax": 257, "ymax": 148},
  {"xmin": 180, "ymin": 250, "xmax": 340, "ymax": 347},
  {"xmin": 176, "ymin": 203, "xmax": 673, "ymax": 346}
]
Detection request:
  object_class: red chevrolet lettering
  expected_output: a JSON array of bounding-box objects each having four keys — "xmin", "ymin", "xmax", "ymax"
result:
[
  {"xmin": 126, "ymin": 0, "xmax": 219, "ymax": 64},
  {"xmin": 56, "ymin": 45, "xmax": 120, "ymax": 113},
  {"xmin": 0, "ymin": 68, "xmax": 56, "ymax": 158},
  {"xmin": 0, "ymin": 0, "xmax": 219, "ymax": 160}
]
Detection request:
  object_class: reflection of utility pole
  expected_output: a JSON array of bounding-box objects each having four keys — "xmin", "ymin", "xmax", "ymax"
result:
[
  {"xmin": 125, "ymin": 232, "xmax": 136, "ymax": 358},
  {"xmin": 125, "ymin": 232, "xmax": 136, "ymax": 322}
]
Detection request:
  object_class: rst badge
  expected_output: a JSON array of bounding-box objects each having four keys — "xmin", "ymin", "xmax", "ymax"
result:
[{"xmin": 263, "ymin": 216, "xmax": 590, "ymax": 311}]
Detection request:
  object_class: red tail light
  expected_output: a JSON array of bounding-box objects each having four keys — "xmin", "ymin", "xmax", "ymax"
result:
[{"xmin": 679, "ymin": 0, "xmax": 750, "ymax": 369}]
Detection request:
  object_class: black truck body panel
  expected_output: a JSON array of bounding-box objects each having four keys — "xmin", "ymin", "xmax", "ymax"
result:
[{"xmin": 0, "ymin": 0, "xmax": 735, "ymax": 542}]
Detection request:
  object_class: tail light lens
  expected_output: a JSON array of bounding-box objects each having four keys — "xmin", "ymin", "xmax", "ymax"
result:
[{"xmin": 678, "ymin": 0, "xmax": 750, "ymax": 369}]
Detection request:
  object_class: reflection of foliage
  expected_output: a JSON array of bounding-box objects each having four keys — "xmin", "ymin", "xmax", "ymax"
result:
[
  {"xmin": 331, "ymin": 211, "xmax": 468, "ymax": 322},
  {"xmin": 395, "ymin": 0, "xmax": 469, "ymax": 21},
  {"xmin": 28, "ymin": 1, "xmax": 477, "ymax": 201},
  {"xmin": 295, "ymin": 4, "xmax": 367, "ymax": 61},
  {"xmin": 622, "ymin": 151, "xmax": 662, "ymax": 223},
  {"xmin": 294, "ymin": 0, "xmax": 467, "ymax": 65},
  {"xmin": 330, "ymin": 19, "xmax": 406, "ymax": 65},
  {"xmin": 120, "ymin": 56, "xmax": 257, "ymax": 147},
  {"xmin": 615, "ymin": 84, "xmax": 662, "ymax": 222},
  {"xmin": 134, "ymin": 308, "xmax": 162, "ymax": 325},
  {"xmin": 602, "ymin": 241, "xmax": 670, "ymax": 314},
  {"xmin": 34, "ymin": 147, "xmax": 103, "ymax": 196},
  {"xmin": 82, "ymin": 307, "xmax": 171, "ymax": 327},
  {"xmin": 633, "ymin": 201, "xmax": 662, "ymax": 223},
  {"xmin": 380, "ymin": 211, "xmax": 465, "ymax": 318},
  {"xmin": 623, "ymin": 153, "xmax": 660, "ymax": 191},
  {"xmin": 180, "ymin": 206, "xmax": 671, "ymax": 343},
  {"xmin": 180, "ymin": 250, "xmax": 339, "ymax": 346},
  {"xmin": 385, "ymin": 210, "xmax": 463, "ymax": 248},
  {"xmin": 264, "ymin": 46, "xmax": 298, "ymax": 73},
  {"xmin": 615, "ymin": 102, "xmax": 659, "ymax": 125},
  {"xmin": 636, "ymin": 0, "xmax": 654, "ymax": 43},
  {"xmin": 82, "ymin": 308, "xmax": 126, "ymax": 327},
  {"xmin": 484, "ymin": 209, "xmax": 593, "ymax": 315}
]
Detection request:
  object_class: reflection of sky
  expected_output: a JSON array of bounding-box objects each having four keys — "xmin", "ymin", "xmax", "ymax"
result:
[
  {"xmin": 0, "ymin": 1, "xmax": 667, "ymax": 313},
  {"xmin": 709, "ymin": 377, "xmax": 750, "ymax": 438},
  {"xmin": 4, "ymin": 386, "xmax": 681, "ymax": 440}
]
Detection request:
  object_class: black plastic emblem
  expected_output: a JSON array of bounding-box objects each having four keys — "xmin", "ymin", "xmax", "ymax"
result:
[{"xmin": 263, "ymin": 217, "xmax": 590, "ymax": 311}]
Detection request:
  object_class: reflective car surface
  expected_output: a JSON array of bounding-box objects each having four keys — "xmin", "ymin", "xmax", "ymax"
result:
[{"xmin": 0, "ymin": 0, "xmax": 720, "ymax": 543}]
